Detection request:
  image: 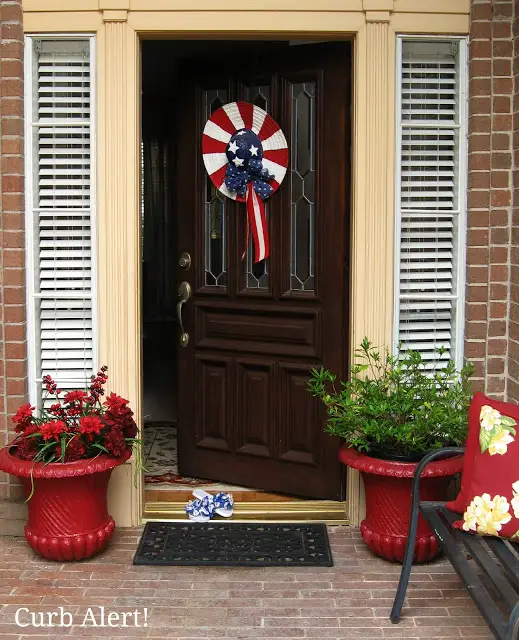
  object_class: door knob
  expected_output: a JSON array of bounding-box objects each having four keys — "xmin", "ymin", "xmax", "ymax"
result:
[
  {"xmin": 179, "ymin": 252, "xmax": 191, "ymax": 270},
  {"xmin": 176, "ymin": 281, "xmax": 192, "ymax": 347}
]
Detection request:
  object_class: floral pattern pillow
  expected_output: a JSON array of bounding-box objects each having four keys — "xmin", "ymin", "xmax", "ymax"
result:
[{"xmin": 449, "ymin": 396, "xmax": 519, "ymax": 541}]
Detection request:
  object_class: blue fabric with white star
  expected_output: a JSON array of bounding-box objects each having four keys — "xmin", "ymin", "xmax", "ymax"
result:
[{"xmin": 224, "ymin": 128, "xmax": 275, "ymax": 199}]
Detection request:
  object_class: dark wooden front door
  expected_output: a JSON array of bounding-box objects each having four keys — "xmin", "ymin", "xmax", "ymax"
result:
[{"xmin": 176, "ymin": 42, "xmax": 351, "ymax": 500}]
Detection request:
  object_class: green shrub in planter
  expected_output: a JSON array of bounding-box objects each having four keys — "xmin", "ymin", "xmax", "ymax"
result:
[{"xmin": 308, "ymin": 337, "xmax": 474, "ymax": 459}]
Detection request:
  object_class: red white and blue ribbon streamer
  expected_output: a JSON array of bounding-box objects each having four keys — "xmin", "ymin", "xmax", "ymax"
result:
[{"xmin": 202, "ymin": 102, "xmax": 288, "ymax": 263}]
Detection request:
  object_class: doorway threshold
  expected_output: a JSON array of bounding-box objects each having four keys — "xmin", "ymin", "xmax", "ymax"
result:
[{"xmin": 143, "ymin": 500, "xmax": 349, "ymax": 525}]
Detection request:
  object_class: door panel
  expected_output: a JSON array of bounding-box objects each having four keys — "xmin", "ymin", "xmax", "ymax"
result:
[
  {"xmin": 196, "ymin": 301, "xmax": 320, "ymax": 357},
  {"xmin": 194, "ymin": 354, "xmax": 231, "ymax": 452},
  {"xmin": 278, "ymin": 361, "xmax": 321, "ymax": 466},
  {"xmin": 177, "ymin": 42, "xmax": 351, "ymax": 500},
  {"xmin": 236, "ymin": 358, "xmax": 273, "ymax": 457}
]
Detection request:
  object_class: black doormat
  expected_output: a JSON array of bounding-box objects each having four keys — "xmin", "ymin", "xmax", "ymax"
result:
[{"xmin": 133, "ymin": 522, "xmax": 333, "ymax": 567}]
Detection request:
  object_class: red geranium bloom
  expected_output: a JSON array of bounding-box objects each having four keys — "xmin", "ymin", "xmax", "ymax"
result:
[
  {"xmin": 23, "ymin": 424, "xmax": 39, "ymax": 437},
  {"xmin": 64, "ymin": 390, "xmax": 88, "ymax": 404},
  {"xmin": 103, "ymin": 393, "xmax": 130, "ymax": 413},
  {"xmin": 16, "ymin": 436, "xmax": 37, "ymax": 461},
  {"xmin": 40, "ymin": 420, "xmax": 68, "ymax": 441},
  {"xmin": 13, "ymin": 403, "xmax": 35, "ymax": 432},
  {"xmin": 123, "ymin": 420, "xmax": 138, "ymax": 438},
  {"xmin": 79, "ymin": 415, "xmax": 103, "ymax": 439},
  {"xmin": 104, "ymin": 427, "xmax": 127, "ymax": 457},
  {"xmin": 56, "ymin": 438, "xmax": 86, "ymax": 462}
]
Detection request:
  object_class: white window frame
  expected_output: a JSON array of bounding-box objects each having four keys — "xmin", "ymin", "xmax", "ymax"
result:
[
  {"xmin": 393, "ymin": 35, "xmax": 468, "ymax": 370},
  {"xmin": 24, "ymin": 33, "xmax": 97, "ymax": 406}
]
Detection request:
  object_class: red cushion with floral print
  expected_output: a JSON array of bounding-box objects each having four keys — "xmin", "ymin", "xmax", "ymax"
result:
[{"xmin": 446, "ymin": 392, "xmax": 519, "ymax": 540}]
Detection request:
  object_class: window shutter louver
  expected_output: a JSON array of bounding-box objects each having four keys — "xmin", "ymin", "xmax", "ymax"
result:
[
  {"xmin": 26, "ymin": 37, "xmax": 96, "ymax": 407},
  {"xmin": 395, "ymin": 39, "xmax": 467, "ymax": 369}
]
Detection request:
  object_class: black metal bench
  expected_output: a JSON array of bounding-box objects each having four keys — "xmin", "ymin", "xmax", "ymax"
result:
[{"xmin": 390, "ymin": 447, "xmax": 519, "ymax": 640}]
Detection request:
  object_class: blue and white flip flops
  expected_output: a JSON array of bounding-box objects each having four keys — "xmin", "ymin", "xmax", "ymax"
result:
[
  {"xmin": 188, "ymin": 489, "xmax": 234, "ymax": 519},
  {"xmin": 185, "ymin": 494, "xmax": 215, "ymax": 522},
  {"xmin": 213, "ymin": 491, "xmax": 234, "ymax": 517}
]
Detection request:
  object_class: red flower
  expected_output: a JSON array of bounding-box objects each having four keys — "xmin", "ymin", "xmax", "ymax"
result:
[
  {"xmin": 79, "ymin": 415, "xmax": 103, "ymax": 439},
  {"xmin": 16, "ymin": 436, "xmax": 37, "ymax": 461},
  {"xmin": 104, "ymin": 427, "xmax": 127, "ymax": 457},
  {"xmin": 123, "ymin": 420, "xmax": 138, "ymax": 439},
  {"xmin": 42, "ymin": 374, "xmax": 60, "ymax": 396},
  {"xmin": 103, "ymin": 393, "xmax": 129, "ymax": 413},
  {"xmin": 64, "ymin": 390, "xmax": 88, "ymax": 404},
  {"xmin": 103, "ymin": 393, "xmax": 137, "ymax": 438},
  {"xmin": 49, "ymin": 403, "xmax": 67, "ymax": 419},
  {"xmin": 13, "ymin": 403, "xmax": 35, "ymax": 432},
  {"xmin": 88, "ymin": 368, "xmax": 108, "ymax": 403},
  {"xmin": 23, "ymin": 424, "xmax": 39, "ymax": 437},
  {"xmin": 40, "ymin": 420, "xmax": 68, "ymax": 441},
  {"xmin": 56, "ymin": 438, "xmax": 86, "ymax": 462}
]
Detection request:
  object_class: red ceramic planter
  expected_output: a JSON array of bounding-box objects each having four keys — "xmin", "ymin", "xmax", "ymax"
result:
[
  {"xmin": 0, "ymin": 447, "xmax": 130, "ymax": 561},
  {"xmin": 339, "ymin": 446, "xmax": 464, "ymax": 563}
]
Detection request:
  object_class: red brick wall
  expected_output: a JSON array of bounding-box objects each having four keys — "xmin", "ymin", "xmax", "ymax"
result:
[
  {"xmin": 467, "ymin": 0, "xmax": 515, "ymax": 400},
  {"xmin": 0, "ymin": 0, "xmax": 27, "ymax": 505},
  {"xmin": 509, "ymin": 1, "xmax": 519, "ymax": 402}
]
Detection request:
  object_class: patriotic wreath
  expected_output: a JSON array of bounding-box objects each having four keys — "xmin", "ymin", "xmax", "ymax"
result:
[{"xmin": 202, "ymin": 101, "xmax": 288, "ymax": 263}]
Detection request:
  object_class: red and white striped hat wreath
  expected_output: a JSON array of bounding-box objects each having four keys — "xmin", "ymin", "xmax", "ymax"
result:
[{"xmin": 202, "ymin": 102, "xmax": 288, "ymax": 263}]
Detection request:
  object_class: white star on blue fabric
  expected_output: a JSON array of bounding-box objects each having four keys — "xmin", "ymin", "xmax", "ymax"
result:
[
  {"xmin": 232, "ymin": 157, "xmax": 245, "ymax": 167},
  {"xmin": 236, "ymin": 130, "xmax": 247, "ymax": 136},
  {"xmin": 249, "ymin": 145, "xmax": 258, "ymax": 156},
  {"xmin": 228, "ymin": 140, "xmax": 239, "ymax": 154}
]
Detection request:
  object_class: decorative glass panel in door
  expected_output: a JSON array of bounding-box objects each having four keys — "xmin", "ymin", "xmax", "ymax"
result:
[
  {"xmin": 290, "ymin": 81, "xmax": 316, "ymax": 292},
  {"xmin": 204, "ymin": 89, "xmax": 228, "ymax": 288}
]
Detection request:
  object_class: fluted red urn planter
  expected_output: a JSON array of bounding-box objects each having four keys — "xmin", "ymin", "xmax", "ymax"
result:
[
  {"xmin": 339, "ymin": 446, "xmax": 463, "ymax": 563},
  {"xmin": 0, "ymin": 446, "xmax": 130, "ymax": 561}
]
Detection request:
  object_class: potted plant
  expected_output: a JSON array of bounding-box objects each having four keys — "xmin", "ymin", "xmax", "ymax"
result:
[
  {"xmin": 0, "ymin": 367, "xmax": 140, "ymax": 561},
  {"xmin": 308, "ymin": 338, "xmax": 473, "ymax": 563}
]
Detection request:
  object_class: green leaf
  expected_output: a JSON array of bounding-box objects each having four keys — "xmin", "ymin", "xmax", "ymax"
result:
[
  {"xmin": 501, "ymin": 416, "xmax": 517, "ymax": 428},
  {"xmin": 91, "ymin": 443, "xmax": 109, "ymax": 453},
  {"xmin": 479, "ymin": 428, "xmax": 494, "ymax": 453},
  {"xmin": 512, "ymin": 530, "xmax": 519, "ymax": 540}
]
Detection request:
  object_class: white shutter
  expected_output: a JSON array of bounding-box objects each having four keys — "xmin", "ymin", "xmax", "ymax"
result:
[
  {"xmin": 395, "ymin": 39, "xmax": 467, "ymax": 369},
  {"xmin": 25, "ymin": 37, "xmax": 96, "ymax": 406}
]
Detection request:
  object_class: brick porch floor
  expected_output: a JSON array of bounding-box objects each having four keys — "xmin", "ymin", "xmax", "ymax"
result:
[{"xmin": 0, "ymin": 526, "xmax": 491, "ymax": 639}]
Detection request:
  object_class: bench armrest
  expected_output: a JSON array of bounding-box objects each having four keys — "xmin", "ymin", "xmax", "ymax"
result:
[
  {"xmin": 410, "ymin": 447, "xmax": 465, "ymax": 512},
  {"xmin": 390, "ymin": 446, "xmax": 466, "ymax": 624}
]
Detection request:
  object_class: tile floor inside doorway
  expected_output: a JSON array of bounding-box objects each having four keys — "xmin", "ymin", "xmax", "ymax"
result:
[{"xmin": 0, "ymin": 526, "xmax": 492, "ymax": 639}]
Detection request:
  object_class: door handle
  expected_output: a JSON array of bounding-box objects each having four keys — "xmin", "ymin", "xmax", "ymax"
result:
[{"xmin": 176, "ymin": 281, "xmax": 192, "ymax": 347}]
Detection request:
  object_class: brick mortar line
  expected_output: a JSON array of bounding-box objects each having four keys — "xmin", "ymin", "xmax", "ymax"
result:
[
  {"xmin": 0, "ymin": 0, "xmax": 24, "ymax": 495},
  {"xmin": 504, "ymin": 0, "xmax": 517, "ymax": 397},
  {"xmin": 0, "ymin": 20, "xmax": 7, "ymax": 489}
]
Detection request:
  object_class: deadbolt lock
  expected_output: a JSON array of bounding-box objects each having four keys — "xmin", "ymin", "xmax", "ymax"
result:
[{"xmin": 179, "ymin": 252, "xmax": 192, "ymax": 270}]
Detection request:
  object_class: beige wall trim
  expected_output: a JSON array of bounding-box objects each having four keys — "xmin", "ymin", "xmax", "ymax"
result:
[
  {"xmin": 21, "ymin": 0, "xmax": 469, "ymax": 528},
  {"xmin": 103, "ymin": 10, "xmax": 128, "ymax": 21},
  {"xmin": 100, "ymin": 0, "xmax": 130, "ymax": 9},
  {"xmin": 23, "ymin": 0, "xmax": 468, "ymax": 11},
  {"xmin": 347, "ymin": 20, "xmax": 395, "ymax": 525},
  {"xmin": 365, "ymin": 11, "xmax": 391, "ymax": 22},
  {"xmin": 128, "ymin": 12, "xmax": 366, "ymax": 34},
  {"xmin": 97, "ymin": 20, "xmax": 142, "ymax": 526},
  {"xmin": 23, "ymin": 12, "xmax": 104, "ymax": 32},
  {"xmin": 392, "ymin": 13, "xmax": 469, "ymax": 33},
  {"xmin": 363, "ymin": 0, "xmax": 393, "ymax": 10},
  {"xmin": 394, "ymin": 0, "xmax": 468, "ymax": 14}
]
